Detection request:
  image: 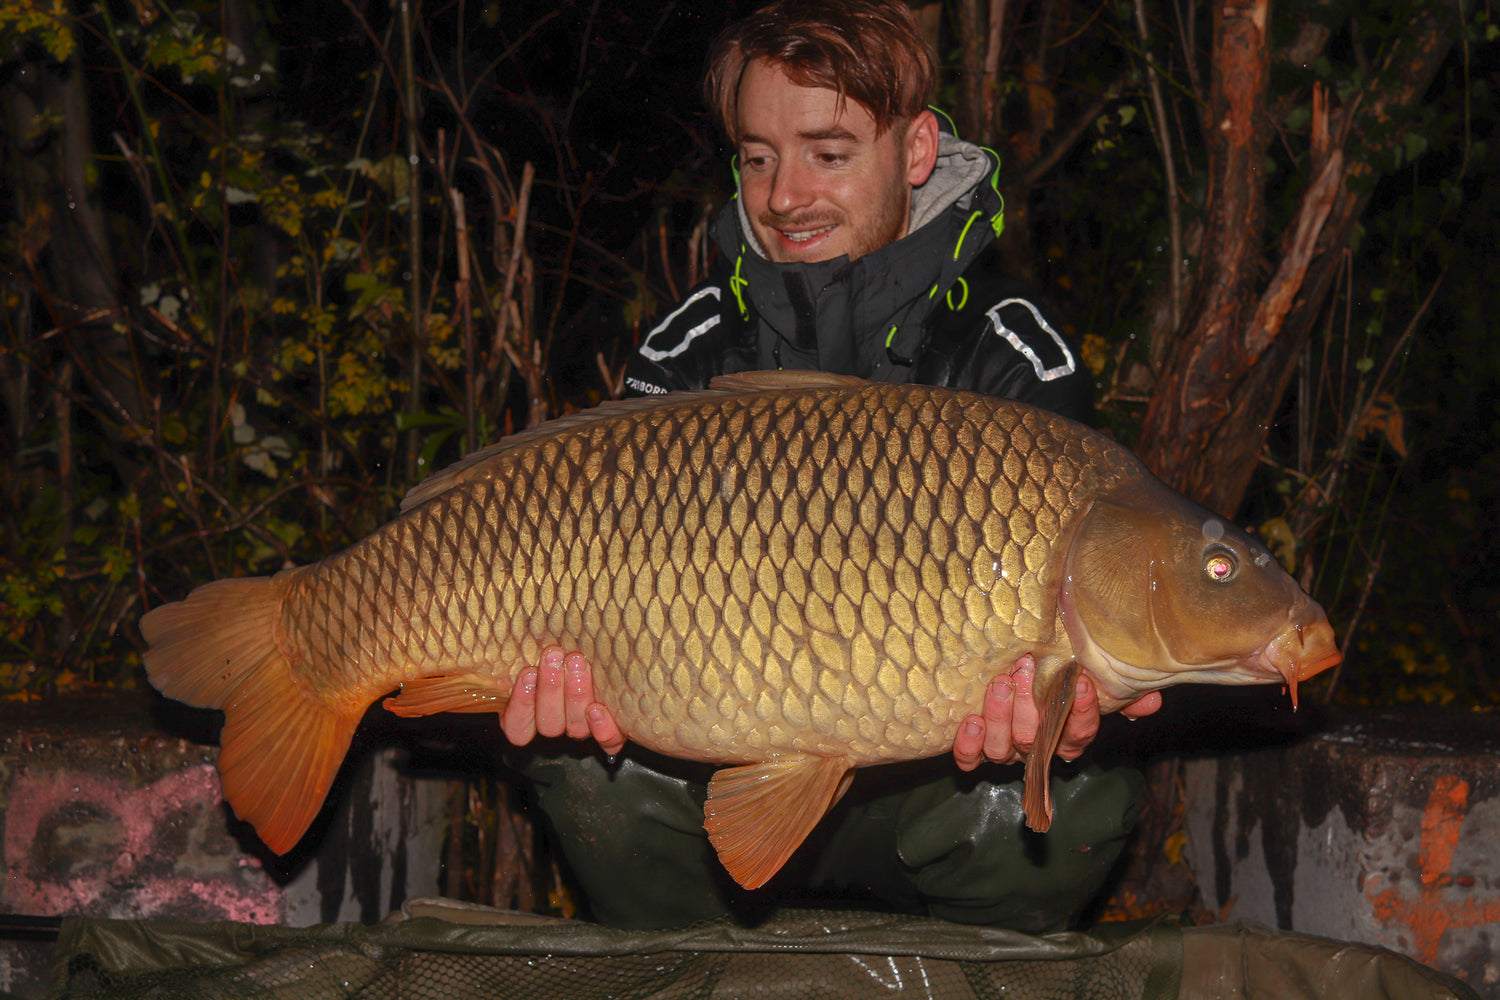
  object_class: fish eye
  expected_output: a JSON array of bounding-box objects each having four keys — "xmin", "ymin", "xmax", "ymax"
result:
[{"xmin": 1204, "ymin": 549, "xmax": 1238, "ymax": 583}]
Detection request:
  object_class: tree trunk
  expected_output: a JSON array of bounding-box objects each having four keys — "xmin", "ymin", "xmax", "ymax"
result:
[
  {"xmin": 2, "ymin": 47, "xmax": 144, "ymax": 442},
  {"xmin": 952, "ymin": 0, "xmax": 989, "ymax": 145},
  {"xmin": 1135, "ymin": 0, "xmax": 1459, "ymax": 515}
]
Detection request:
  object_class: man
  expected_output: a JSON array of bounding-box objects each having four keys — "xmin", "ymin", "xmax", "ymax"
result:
[{"xmin": 501, "ymin": 0, "xmax": 1159, "ymax": 931}]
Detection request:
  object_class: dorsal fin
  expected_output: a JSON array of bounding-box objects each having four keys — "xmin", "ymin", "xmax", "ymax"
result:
[
  {"xmin": 400, "ymin": 370, "xmax": 872, "ymax": 512},
  {"xmin": 402, "ymin": 394, "xmax": 687, "ymax": 512},
  {"xmin": 707, "ymin": 370, "xmax": 868, "ymax": 393}
]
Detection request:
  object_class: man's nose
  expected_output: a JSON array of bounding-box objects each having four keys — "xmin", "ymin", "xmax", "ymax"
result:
[{"xmin": 767, "ymin": 160, "xmax": 814, "ymax": 216}]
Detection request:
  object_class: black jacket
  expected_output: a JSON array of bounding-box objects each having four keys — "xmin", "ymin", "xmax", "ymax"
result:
[{"xmin": 623, "ymin": 131, "xmax": 1094, "ymax": 424}]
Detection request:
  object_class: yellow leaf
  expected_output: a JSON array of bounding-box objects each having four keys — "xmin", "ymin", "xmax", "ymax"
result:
[
  {"xmin": 1355, "ymin": 392, "xmax": 1407, "ymax": 458},
  {"xmin": 1164, "ymin": 830, "xmax": 1187, "ymax": 865},
  {"xmin": 1080, "ymin": 333, "xmax": 1109, "ymax": 376},
  {"xmin": 1257, "ymin": 517, "xmax": 1297, "ymax": 574}
]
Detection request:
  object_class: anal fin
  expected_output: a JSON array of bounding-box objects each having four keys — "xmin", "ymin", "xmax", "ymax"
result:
[
  {"xmin": 383, "ymin": 674, "xmax": 511, "ymax": 717},
  {"xmin": 1022, "ymin": 658, "xmax": 1084, "ymax": 833},
  {"xmin": 703, "ymin": 754, "xmax": 853, "ymax": 890}
]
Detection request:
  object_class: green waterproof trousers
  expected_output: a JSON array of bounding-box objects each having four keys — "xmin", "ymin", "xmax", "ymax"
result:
[{"xmin": 508, "ymin": 747, "xmax": 1144, "ymax": 931}]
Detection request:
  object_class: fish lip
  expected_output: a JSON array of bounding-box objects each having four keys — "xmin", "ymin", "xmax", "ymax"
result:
[{"xmin": 1261, "ymin": 619, "xmax": 1342, "ymax": 708}]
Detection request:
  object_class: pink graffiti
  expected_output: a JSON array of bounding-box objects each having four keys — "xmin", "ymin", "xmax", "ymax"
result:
[{"xmin": 2, "ymin": 764, "xmax": 285, "ymax": 924}]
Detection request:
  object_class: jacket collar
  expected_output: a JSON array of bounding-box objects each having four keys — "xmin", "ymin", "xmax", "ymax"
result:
[{"xmin": 712, "ymin": 130, "xmax": 1005, "ymax": 381}]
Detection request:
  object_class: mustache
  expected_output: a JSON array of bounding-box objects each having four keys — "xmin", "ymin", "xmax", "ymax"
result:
[{"xmin": 756, "ymin": 212, "xmax": 841, "ymax": 230}]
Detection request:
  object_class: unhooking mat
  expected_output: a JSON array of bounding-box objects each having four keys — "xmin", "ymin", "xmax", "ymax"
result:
[{"xmin": 43, "ymin": 899, "xmax": 1478, "ymax": 1000}]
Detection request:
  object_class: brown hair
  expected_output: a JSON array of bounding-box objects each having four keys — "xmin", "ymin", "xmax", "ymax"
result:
[{"xmin": 704, "ymin": 0, "xmax": 936, "ymax": 145}]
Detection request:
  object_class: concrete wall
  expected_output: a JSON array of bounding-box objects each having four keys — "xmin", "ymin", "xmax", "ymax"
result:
[
  {"xmin": 0, "ymin": 692, "xmax": 448, "ymax": 998},
  {"xmin": 1183, "ymin": 709, "xmax": 1500, "ymax": 999},
  {"xmin": 6, "ymin": 693, "xmax": 1495, "ymax": 998}
]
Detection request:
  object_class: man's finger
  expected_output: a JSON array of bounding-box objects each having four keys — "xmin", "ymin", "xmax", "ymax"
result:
[
  {"xmin": 1007, "ymin": 658, "xmax": 1040, "ymax": 753},
  {"xmin": 587, "ymin": 703, "xmax": 628, "ymax": 756},
  {"xmin": 1120, "ymin": 690, "xmax": 1163, "ymax": 720},
  {"xmin": 1054, "ymin": 675, "xmax": 1101, "ymax": 760},
  {"xmin": 563, "ymin": 653, "xmax": 594, "ymax": 739},
  {"xmin": 534, "ymin": 646, "xmax": 567, "ymax": 738},
  {"xmin": 980, "ymin": 675, "xmax": 1020, "ymax": 764},
  {"xmin": 953, "ymin": 717, "xmax": 986, "ymax": 771},
  {"xmin": 499, "ymin": 667, "xmax": 539, "ymax": 745}
]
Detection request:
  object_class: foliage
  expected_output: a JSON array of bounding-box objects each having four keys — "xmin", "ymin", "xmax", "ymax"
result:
[{"xmin": 0, "ymin": 0, "xmax": 735, "ymax": 698}]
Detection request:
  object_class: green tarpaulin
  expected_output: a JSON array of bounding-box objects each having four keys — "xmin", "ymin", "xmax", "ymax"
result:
[{"xmin": 41, "ymin": 899, "xmax": 1477, "ymax": 1000}]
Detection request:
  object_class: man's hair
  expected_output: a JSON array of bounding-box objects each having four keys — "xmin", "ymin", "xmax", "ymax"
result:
[{"xmin": 704, "ymin": 0, "xmax": 936, "ymax": 145}]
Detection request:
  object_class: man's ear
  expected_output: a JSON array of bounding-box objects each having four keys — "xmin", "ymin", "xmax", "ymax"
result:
[{"xmin": 905, "ymin": 109, "xmax": 940, "ymax": 186}]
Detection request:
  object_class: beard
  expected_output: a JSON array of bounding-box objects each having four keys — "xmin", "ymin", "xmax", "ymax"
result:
[
  {"xmin": 756, "ymin": 186, "xmax": 910, "ymax": 263},
  {"xmin": 843, "ymin": 189, "xmax": 908, "ymax": 261}
]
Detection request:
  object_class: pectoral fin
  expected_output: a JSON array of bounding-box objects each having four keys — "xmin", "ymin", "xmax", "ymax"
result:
[
  {"xmin": 1021, "ymin": 659, "xmax": 1084, "ymax": 833},
  {"xmin": 383, "ymin": 674, "xmax": 510, "ymax": 717},
  {"xmin": 703, "ymin": 754, "xmax": 853, "ymax": 890}
]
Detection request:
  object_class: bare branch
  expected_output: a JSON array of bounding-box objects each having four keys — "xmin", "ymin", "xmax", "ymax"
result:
[{"xmin": 1133, "ymin": 0, "xmax": 1183, "ymax": 335}]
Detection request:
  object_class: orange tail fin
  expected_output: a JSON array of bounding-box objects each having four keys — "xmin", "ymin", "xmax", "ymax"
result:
[{"xmin": 141, "ymin": 576, "xmax": 359, "ymax": 854}]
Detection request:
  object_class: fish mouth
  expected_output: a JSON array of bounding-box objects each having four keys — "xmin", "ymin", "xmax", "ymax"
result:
[{"xmin": 1261, "ymin": 620, "xmax": 1342, "ymax": 708}]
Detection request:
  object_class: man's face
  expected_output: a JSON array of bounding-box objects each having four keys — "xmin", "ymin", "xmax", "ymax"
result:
[{"xmin": 735, "ymin": 59, "xmax": 937, "ymax": 263}]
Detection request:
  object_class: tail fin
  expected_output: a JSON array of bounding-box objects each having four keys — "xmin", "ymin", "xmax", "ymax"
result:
[{"xmin": 141, "ymin": 576, "xmax": 359, "ymax": 854}]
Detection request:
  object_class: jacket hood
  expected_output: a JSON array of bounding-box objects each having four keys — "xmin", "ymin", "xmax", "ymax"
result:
[{"xmin": 712, "ymin": 129, "xmax": 1004, "ymax": 381}]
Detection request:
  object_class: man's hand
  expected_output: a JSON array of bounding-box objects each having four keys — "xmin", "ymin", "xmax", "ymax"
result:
[
  {"xmin": 952, "ymin": 655, "xmax": 1163, "ymax": 770},
  {"xmin": 500, "ymin": 646, "xmax": 626, "ymax": 756}
]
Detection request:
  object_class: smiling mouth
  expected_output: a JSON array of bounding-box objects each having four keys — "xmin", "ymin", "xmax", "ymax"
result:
[{"xmin": 780, "ymin": 224, "xmax": 836, "ymax": 243}]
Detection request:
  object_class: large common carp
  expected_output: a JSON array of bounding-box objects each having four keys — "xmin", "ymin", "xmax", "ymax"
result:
[{"xmin": 141, "ymin": 370, "xmax": 1340, "ymax": 889}]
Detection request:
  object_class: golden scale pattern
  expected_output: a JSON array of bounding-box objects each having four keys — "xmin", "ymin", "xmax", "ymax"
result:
[{"xmin": 283, "ymin": 384, "xmax": 1135, "ymax": 764}]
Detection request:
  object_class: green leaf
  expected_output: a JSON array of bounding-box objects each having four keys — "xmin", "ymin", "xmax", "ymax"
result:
[{"xmin": 1401, "ymin": 132, "xmax": 1429, "ymax": 164}]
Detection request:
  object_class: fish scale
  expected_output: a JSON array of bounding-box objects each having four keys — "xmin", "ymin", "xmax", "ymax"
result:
[{"xmin": 142, "ymin": 370, "xmax": 1342, "ymax": 889}]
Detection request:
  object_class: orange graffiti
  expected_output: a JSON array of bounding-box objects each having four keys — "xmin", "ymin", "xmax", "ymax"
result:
[{"xmin": 1364, "ymin": 774, "xmax": 1500, "ymax": 965}]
